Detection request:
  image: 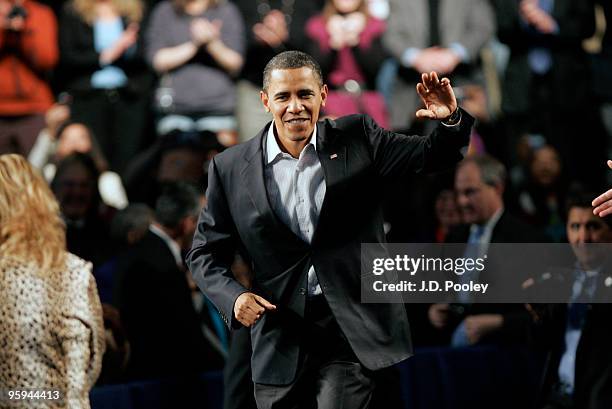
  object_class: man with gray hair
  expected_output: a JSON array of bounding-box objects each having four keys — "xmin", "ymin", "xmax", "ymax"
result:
[{"xmin": 429, "ymin": 154, "xmax": 549, "ymax": 347}]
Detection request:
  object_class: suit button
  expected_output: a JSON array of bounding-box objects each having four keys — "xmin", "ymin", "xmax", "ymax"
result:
[{"xmin": 299, "ymin": 288, "xmax": 307, "ymax": 296}]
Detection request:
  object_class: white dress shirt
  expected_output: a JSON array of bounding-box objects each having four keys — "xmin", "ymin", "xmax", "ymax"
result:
[{"xmin": 264, "ymin": 124, "xmax": 326, "ymax": 296}]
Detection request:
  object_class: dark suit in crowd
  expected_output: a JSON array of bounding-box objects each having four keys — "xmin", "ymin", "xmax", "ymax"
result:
[
  {"xmin": 441, "ymin": 211, "xmax": 551, "ymax": 345},
  {"xmin": 492, "ymin": 0, "xmax": 604, "ymax": 188},
  {"xmin": 116, "ymin": 230, "xmax": 222, "ymax": 380},
  {"xmin": 527, "ymin": 266, "xmax": 612, "ymax": 409}
]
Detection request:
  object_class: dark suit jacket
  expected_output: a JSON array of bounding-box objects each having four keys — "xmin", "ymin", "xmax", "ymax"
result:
[
  {"xmin": 187, "ymin": 112, "xmax": 474, "ymax": 385},
  {"xmin": 528, "ymin": 268, "xmax": 612, "ymax": 409},
  {"xmin": 443, "ymin": 211, "xmax": 551, "ymax": 344},
  {"xmin": 115, "ymin": 230, "xmax": 221, "ymax": 380},
  {"xmin": 493, "ymin": 0, "xmax": 596, "ymax": 113}
]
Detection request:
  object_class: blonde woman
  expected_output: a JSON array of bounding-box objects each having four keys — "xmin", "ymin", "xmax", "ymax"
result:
[
  {"xmin": 0, "ymin": 154, "xmax": 105, "ymax": 409},
  {"xmin": 58, "ymin": 0, "xmax": 150, "ymax": 175}
]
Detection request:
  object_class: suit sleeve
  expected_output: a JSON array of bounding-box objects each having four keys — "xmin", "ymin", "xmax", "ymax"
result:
[
  {"xmin": 186, "ymin": 157, "xmax": 248, "ymax": 329},
  {"xmin": 364, "ymin": 109, "xmax": 474, "ymax": 178}
]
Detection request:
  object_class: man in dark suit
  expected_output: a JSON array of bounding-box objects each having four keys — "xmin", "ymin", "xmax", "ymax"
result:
[
  {"xmin": 116, "ymin": 182, "xmax": 223, "ymax": 380},
  {"xmin": 492, "ymin": 0, "xmax": 602, "ymax": 187},
  {"xmin": 186, "ymin": 50, "xmax": 473, "ymax": 408},
  {"xmin": 428, "ymin": 154, "xmax": 549, "ymax": 346},
  {"xmin": 526, "ymin": 191, "xmax": 612, "ymax": 409}
]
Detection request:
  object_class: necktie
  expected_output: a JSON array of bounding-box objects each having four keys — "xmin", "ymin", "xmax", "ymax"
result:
[
  {"xmin": 428, "ymin": 0, "xmax": 441, "ymax": 46},
  {"xmin": 567, "ymin": 271, "xmax": 596, "ymax": 329}
]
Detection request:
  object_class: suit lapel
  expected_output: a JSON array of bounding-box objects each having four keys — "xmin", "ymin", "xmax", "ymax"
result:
[
  {"xmin": 312, "ymin": 120, "xmax": 347, "ymax": 244},
  {"xmin": 240, "ymin": 123, "xmax": 307, "ymax": 244},
  {"xmin": 241, "ymin": 120, "xmax": 348, "ymax": 246}
]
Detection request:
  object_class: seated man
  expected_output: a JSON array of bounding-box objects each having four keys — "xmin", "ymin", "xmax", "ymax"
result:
[
  {"xmin": 526, "ymin": 190, "xmax": 612, "ymax": 409},
  {"xmin": 429, "ymin": 154, "xmax": 549, "ymax": 346}
]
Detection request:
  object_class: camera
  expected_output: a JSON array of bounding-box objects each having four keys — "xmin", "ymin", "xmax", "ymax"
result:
[{"xmin": 7, "ymin": 4, "xmax": 28, "ymax": 21}]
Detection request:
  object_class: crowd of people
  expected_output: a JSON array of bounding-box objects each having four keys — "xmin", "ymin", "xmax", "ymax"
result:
[{"xmin": 2, "ymin": 0, "xmax": 612, "ymax": 408}]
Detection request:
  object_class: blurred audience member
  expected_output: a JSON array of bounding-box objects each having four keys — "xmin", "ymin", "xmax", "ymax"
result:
[
  {"xmin": 58, "ymin": 0, "xmax": 152, "ymax": 174},
  {"xmin": 594, "ymin": 0, "xmax": 612, "ymax": 182},
  {"xmin": 89, "ymin": 203, "xmax": 153, "ymax": 305},
  {"xmin": 517, "ymin": 144, "xmax": 567, "ymax": 242},
  {"xmin": 382, "ymin": 0, "xmax": 494, "ymax": 131},
  {"xmin": 110, "ymin": 202, "xmax": 154, "ymax": 247},
  {"xmin": 115, "ymin": 182, "xmax": 223, "ymax": 380},
  {"xmin": 493, "ymin": 0, "xmax": 603, "ymax": 188},
  {"xmin": 29, "ymin": 113, "xmax": 128, "ymax": 210},
  {"xmin": 429, "ymin": 155, "xmax": 548, "ymax": 347},
  {"xmin": 0, "ymin": 0, "xmax": 58, "ymax": 156},
  {"xmin": 96, "ymin": 204, "xmax": 153, "ymax": 384},
  {"xmin": 51, "ymin": 152, "xmax": 117, "ymax": 270},
  {"xmin": 123, "ymin": 129, "xmax": 221, "ymax": 207},
  {"xmin": 306, "ymin": 0, "xmax": 389, "ymax": 127},
  {"xmin": 232, "ymin": 0, "xmax": 319, "ymax": 141},
  {"xmin": 0, "ymin": 154, "xmax": 105, "ymax": 408},
  {"xmin": 434, "ymin": 187, "xmax": 461, "ymax": 243},
  {"xmin": 525, "ymin": 190, "xmax": 612, "ymax": 409},
  {"xmin": 146, "ymin": 0, "xmax": 245, "ymax": 146}
]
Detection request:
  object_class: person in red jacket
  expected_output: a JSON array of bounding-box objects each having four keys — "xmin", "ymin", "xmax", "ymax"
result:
[{"xmin": 0, "ymin": 0, "xmax": 58, "ymax": 156}]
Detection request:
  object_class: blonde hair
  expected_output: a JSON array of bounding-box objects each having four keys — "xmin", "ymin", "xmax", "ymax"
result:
[
  {"xmin": 173, "ymin": 0, "xmax": 221, "ymax": 13},
  {"xmin": 0, "ymin": 155, "xmax": 66, "ymax": 272},
  {"xmin": 71, "ymin": 0, "xmax": 144, "ymax": 25}
]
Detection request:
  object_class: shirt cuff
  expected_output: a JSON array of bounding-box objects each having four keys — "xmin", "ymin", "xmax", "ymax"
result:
[
  {"xmin": 401, "ymin": 47, "xmax": 421, "ymax": 68},
  {"xmin": 449, "ymin": 43, "xmax": 469, "ymax": 63},
  {"xmin": 441, "ymin": 108, "xmax": 462, "ymax": 127}
]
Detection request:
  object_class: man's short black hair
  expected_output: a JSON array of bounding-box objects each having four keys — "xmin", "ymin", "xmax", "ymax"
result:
[
  {"xmin": 262, "ymin": 51, "xmax": 323, "ymax": 91},
  {"xmin": 566, "ymin": 185, "xmax": 612, "ymax": 228},
  {"xmin": 155, "ymin": 182, "xmax": 201, "ymax": 229}
]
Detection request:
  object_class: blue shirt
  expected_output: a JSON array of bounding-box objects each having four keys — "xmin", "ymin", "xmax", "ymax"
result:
[
  {"xmin": 91, "ymin": 18, "xmax": 129, "ymax": 89},
  {"xmin": 557, "ymin": 267, "xmax": 599, "ymax": 394}
]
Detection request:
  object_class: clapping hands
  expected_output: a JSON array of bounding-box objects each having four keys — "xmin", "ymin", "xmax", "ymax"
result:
[
  {"xmin": 253, "ymin": 9, "xmax": 289, "ymax": 48},
  {"xmin": 190, "ymin": 18, "xmax": 222, "ymax": 47},
  {"xmin": 412, "ymin": 48, "xmax": 461, "ymax": 75},
  {"xmin": 100, "ymin": 23, "xmax": 139, "ymax": 65},
  {"xmin": 327, "ymin": 12, "xmax": 366, "ymax": 50},
  {"xmin": 519, "ymin": 0, "xmax": 557, "ymax": 34}
]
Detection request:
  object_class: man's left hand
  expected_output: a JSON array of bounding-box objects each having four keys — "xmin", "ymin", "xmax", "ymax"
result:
[{"xmin": 415, "ymin": 72, "xmax": 458, "ymax": 121}]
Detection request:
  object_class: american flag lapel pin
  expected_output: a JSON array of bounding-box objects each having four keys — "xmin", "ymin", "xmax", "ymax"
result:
[{"xmin": 330, "ymin": 153, "xmax": 338, "ymax": 159}]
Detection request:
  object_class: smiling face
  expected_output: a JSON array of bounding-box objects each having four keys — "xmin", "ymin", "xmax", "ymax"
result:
[
  {"xmin": 260, "ymin": 67, "xmax": 327, "ymax": 157},
  {"xmin": 567, "ymin": 207, "xmax": 612, "ymax": 268}
]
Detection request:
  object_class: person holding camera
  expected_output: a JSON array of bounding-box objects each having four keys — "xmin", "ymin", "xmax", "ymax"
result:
[{"xmin": 0, "ymin": 0, "xmax": 58, "ymax": 156}]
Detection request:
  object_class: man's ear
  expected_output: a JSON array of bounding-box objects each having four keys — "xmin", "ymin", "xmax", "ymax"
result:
[
  {"xmin": 260, "ymin": 90, "xmax": 271, "ymax": 112},
  {"xmin": 321, "ymin": 84, "xmax": 328, "ymax": 107}
]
